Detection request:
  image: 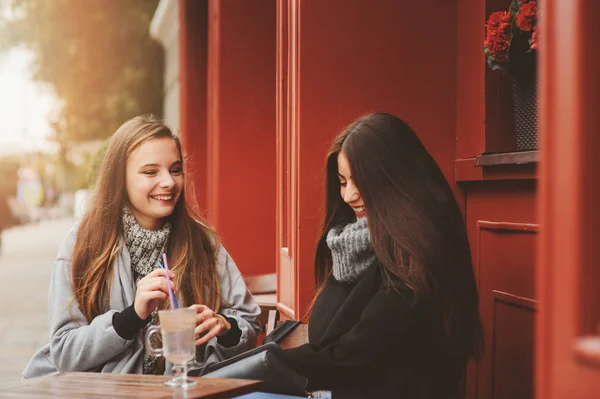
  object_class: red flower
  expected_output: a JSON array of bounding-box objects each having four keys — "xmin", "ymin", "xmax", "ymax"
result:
[
  {"xmin": 516, "ymin": 1, "xmax": 538, "ymax": 32},
  {"xmin": 484, "ymin": 0, "xmax": 539, "ymax": 73},
  {"xmin": 484, "ymin": 11, "xmax": 512, "ymax": 63}
]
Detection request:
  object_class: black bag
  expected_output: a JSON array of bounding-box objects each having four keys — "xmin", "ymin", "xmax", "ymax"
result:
[
  {"xmin": 198, "ymin": 342, "xmax": 308, "ymax": 396},
  {"xmin": 194, "ymin": 321, "xmax": 308, "ymax": 396},
  {"xmin": 263, "ymin": 320, "xmax": 301, "ymax": 345}
]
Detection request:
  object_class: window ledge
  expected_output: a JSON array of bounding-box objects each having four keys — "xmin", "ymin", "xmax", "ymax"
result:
[
  {"xmin": 455, "ymin": 151, "xmax": 538, "ymax": 182},
  {"xmin": 475, "ymin": 151, "xmax": 539, "ymax": 167}
]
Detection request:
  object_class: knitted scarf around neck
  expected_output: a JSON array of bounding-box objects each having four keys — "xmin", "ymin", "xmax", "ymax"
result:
[
  {"xmin": 326, "ymin": 217, "xmax": 377, "ymax": 283},
  {"xmin": 122, "ymin": 206, "xmax": 171, "ymax": 281}
]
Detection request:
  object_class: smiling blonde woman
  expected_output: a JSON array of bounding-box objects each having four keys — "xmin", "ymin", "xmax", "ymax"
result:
[{"xmin": 23, "ymin": 115, "xmax": 260, "ymax": 379}]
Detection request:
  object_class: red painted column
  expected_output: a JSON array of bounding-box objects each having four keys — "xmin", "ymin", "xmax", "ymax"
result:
[
  {"xmin": 537, "ymin": 0, "xmax": 600, "ymax": 397},
  {"xmin": 179, "ymin": 0, "xmax": 208, "ymax": 211},
  {"xmin": 206, "ymin": 0, "xmax": 277, "ymax": 276},
  {"xmin": 277, "ymin": 0, "xmax": 460, "ymax": 319}
]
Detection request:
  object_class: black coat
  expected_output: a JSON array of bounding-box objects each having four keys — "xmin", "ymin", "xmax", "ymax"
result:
[{"xmin": 279, "ymin": 264, "xmax": 466, "ymax": 399}]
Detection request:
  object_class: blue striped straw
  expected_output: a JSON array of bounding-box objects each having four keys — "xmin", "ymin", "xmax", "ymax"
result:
[{"xmin": 158, "ymin": 255, "xmax": 178, "ymax": 309}]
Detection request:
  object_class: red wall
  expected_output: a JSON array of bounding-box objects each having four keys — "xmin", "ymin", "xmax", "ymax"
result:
[
  {"xmin": 286, "ymin": 0, "xmax": 461, "ymax": 316},
  {"xmin": 205, "ymin": 0, "xmax": 277, "ymax": 276},
  {"xmin": 456, "ymin": 0, "xmax": 485, "ymax": 158},
  {"xmin": 180, "ymin": 0, "xmax": 277, "ymax": 276},
  {"xmin": 179, "ymin": 0, "xmax": 208, "ymax": 210}
]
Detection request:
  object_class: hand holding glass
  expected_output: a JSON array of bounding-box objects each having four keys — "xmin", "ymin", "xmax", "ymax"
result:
[{"xmin": 145, "ymin": 308, "xmax": 197, "ymax": 387}]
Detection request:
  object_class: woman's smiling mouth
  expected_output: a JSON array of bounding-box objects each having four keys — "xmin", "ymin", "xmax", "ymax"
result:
[{"xmin": 150, "ymin": 194, "xmax": 174, "ymax": 202}]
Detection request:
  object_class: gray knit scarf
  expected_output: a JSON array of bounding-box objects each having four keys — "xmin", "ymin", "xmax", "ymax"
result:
[
  {"xmin": 121, "ymin": 206, "xmax": 171, "ymax": 374},
  {"xmin": 326, "ymin": 217, "xmax": 376, "ymax": 283}
]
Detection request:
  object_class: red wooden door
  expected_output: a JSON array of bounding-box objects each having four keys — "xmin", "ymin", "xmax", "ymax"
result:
[
  {"xmin": 536, "ymin": 0, "xmax": 600, "ymax": 397},
  {"xmin": 457, "ymin": 0, "xmax": 539, "ymax": 396},
  {"xmin": 466, "ymin": 185, "xmax": 538, "ymax": 399}
]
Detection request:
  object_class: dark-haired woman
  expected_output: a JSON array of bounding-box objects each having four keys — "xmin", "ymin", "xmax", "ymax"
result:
[{"xmin": 278, "ymin": 113, "xmax": 483, "ymax": 399}]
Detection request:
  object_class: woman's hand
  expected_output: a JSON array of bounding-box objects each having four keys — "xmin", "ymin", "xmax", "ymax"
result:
[
  {"xmin": 133, "ymin": 268, "xmax": 175, "ymax": 320},
  {"xmin": 189, "ymin": 304, "xmax": 231, "ymax": 346}
]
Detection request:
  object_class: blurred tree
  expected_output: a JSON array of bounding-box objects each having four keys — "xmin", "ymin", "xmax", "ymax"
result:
[
  {"xmin": 0, "ymin": 0, "xmax": 164, "ymax": 146},
  {"xmin": 0, "ymin": 154, "xmax": 20, "ymax": 228},
  {"xmin": 0, "ymin": 155, "xmax": 20, "ymax": 197}
]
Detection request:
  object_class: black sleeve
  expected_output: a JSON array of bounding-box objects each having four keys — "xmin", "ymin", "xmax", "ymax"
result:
[
  {"xmin": 112, "ymin": 304, "xmax": 151, "ymax": 340},
  {"xmin": 278, "ymin": 288, "xmax": 417, "ymax": 390},
  {"xmin": 216, "ymin": 315, "xmax": 242, "ymax": 347}
]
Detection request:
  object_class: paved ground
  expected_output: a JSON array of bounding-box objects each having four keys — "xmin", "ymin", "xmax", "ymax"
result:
[{"xmin": 0, "ymin": 217, "xmax": 75, "ymax": 387}]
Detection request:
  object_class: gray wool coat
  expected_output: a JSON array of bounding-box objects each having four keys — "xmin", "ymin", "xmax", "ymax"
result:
[{"xmin": 22, "ymin": 224, "xmax": 261, "ymax": 379}]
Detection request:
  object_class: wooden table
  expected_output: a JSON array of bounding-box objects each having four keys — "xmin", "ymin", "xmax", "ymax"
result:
[{"xmin": 0, "ymin": 372, "xmax": 262, "ymax": 398}]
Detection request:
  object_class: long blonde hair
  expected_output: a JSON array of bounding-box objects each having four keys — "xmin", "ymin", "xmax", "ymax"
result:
[{"xmin": 72, "ymin": 115, "xmax": 222, "ymax": 322}]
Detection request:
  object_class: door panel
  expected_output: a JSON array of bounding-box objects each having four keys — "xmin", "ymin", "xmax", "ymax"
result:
[
  {"xmin": 493, "ymin": 299, "xmax": 535, "ymax": 399},
  {"xmin": 465, "ymin": 181, "xmax": 537, "ymax": 399},
  {"xmin": 478, "ymin": 222, "xmax": 537, "ymax": 399}
]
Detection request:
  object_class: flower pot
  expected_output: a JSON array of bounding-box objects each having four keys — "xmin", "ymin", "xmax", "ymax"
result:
[{"xmin": 513, "ymin": 74, "xmax": 539, "ymax": 151}]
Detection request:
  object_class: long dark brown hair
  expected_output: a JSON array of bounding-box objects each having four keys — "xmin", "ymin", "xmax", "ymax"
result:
[
  {"xmin": 71, "ymin": 115, "xmax": 222, "ymax": 322},
  {"xmin": 314, "ymin": 112, "xmax": 483, "ymax": 360}
]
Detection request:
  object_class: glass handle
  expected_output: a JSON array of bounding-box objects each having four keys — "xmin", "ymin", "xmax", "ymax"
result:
[{"xmin": 144, "ymin": 325, "xmax": 163, "ymax": 357}]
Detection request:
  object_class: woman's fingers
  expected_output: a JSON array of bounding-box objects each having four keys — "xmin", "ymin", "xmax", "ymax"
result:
[
  {"xmin": 134, "ymin": 290, "xmax": 168, "ymax": 319},
  {"xmin": 188, "ymin": 305, "xmax": 230, "ymax": 345},
  {"xmin": 141, "ymin": 290, "xmax": 168, "ymax": 302},
  {"xmin": 147, "ymin": 268, "xmax": 176, "ymax": 279},
  {"xmin": 139, "ymin": 270, "xmax": 177, "ymax": 292},
  {"xmin": 189, "ymin": 305, "xmax": 206, "ymax": 325},
  {"xmin": 134, "ymin": 271, "xmax": 177, "ymax": 320},
  {"xmin": 195, "ymin": 318, "xmax": 221, "ymax": 346},
  {"xmin": 195, "ymin": 330, "xmax": 217, "ymax": 346},
  {"xmin": 194, "ymin": 317, "xmax": 220, "ymax": 338},
  {"xmin": 189, "ymin": 305, "xmax": 217, "ymax": 326},
  {"xmin": 138, "ymin": 276, "xmax": 175, "ymax": 293},
  {"xmin": 189, "ymin": 304, "xmax": 208, "ymax": 313}
]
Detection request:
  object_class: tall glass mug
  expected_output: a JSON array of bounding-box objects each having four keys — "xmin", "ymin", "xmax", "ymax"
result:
[{"xmin": 145, "ymin": 308, "xmax": 198, "ymax": 387}]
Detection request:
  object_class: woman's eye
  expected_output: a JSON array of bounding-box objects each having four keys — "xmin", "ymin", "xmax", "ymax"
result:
[
  {"xmin": 143, "ymin": 170, "xmax": 157, "ymax": 176},
  {"xmin": 170, "ymin": 168, "xmax": 182, "ymax": 175},
  {"xmin": 340, "ymin": 181, "xmax": 347, "ymax": 187}
]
